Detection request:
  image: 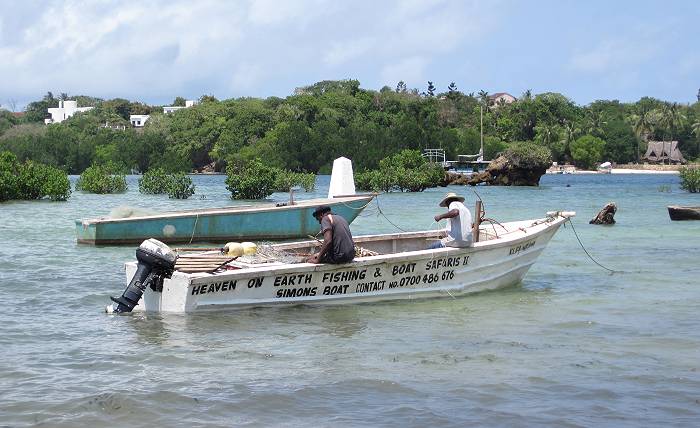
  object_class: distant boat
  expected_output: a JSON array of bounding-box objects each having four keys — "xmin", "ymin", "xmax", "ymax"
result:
[
  {"xmin": 76, "ymin": 195, "xmax": 374, "ymax": 245},
  {"xmin": 667, "ymin": 205, "xmax": 700, "ymax": 221},
  {"xmin": 597, "ymin": 162, "xmax": 612, "ymax": 174}
]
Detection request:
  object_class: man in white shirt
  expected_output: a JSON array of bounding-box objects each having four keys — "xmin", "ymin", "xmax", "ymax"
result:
[{"xmin": 431, "ymin": 192, "xmax": 473, "ymax": 248}]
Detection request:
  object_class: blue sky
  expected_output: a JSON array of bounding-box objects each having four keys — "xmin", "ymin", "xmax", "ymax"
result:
[{"xmin": 1, "ymin": 0, "xmax": 699, "ymax": 109}]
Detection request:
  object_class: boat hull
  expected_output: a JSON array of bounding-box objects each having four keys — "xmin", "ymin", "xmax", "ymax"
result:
[
  {"xmin": 124, "ymin": 215, "xmax": 570, "ymax": 313},
  {"xmin": 77, "ymin": 195, "xmax": 373, "ymax": 245},
  {"xmin": 668, "ymin": 205, "xmax": 700, "ymax": 221}
]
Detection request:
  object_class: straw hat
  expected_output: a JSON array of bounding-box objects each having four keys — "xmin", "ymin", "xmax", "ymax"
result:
[{"xmin": 439, "ymin": 192, "xmax": 465, "ymax": 207}]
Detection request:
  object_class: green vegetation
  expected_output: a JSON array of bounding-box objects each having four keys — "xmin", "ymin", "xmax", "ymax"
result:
[
  {"xmin": 138, "ymin": 168, "xmax": 169, "ymax": 194},
  {"xmin": 570, "ymin": 135, "xmax": 606, "ymax": 170},
  {"xmin": 679, "ymin": 166, "xmax": 700, "ymax": 193},
  {"xmin": 0, "ymin": 151, "xmax": 71, "ymax": 202},
  {"xmin": 356, "ymin": 149, "xmax": 444, "ymax": 192},
  {"xmin": 138, "ymin": 168, "xmax": 196, "ymax": 199},
  {"xmin": 272, "ymin": 170, "xmax": 316, "ymax": 192},
  {"xmin": 225, "ymin": 159, "xmax": 277, "ymax": 199},
  {"xmin": 75, "ymin": 164, "xmax": 127, "ymax": 194},
  {"xmin": 2, "ymin": 83, "xmax": 700, "ymax": 177},
  {"xmin": 225, "ymin": 160, "xmax": 315, "ymax": 199},
  {"xmin": 165, "ymin": 173, "xmax": 195, "ymax": 199},
  {"xmin": 499, "ymin": 142, "xmax": 553, "ymax": 170}
]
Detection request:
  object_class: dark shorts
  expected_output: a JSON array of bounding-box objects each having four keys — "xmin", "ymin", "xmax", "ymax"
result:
[{"xmin": 320, "ymin": 249, "xmax": 355, "ymax": 264}]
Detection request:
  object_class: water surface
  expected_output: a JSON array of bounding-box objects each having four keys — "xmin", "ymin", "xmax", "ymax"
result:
[{"xmin": 1, "ymin": 174, "xmax": 698, "ymax": 427}]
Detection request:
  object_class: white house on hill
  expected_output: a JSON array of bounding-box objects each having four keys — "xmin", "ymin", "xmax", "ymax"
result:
[
  {"xmin": 488, "ymin": 92, "xmax": 517, "ymax": 105},
  {"xmin": 45, "ymin": 100, "xmax": 94, "ymax": 124},
  {"xmin": 130, "ymin": 114, "xmax": 150, "ymax": 127},
  {"xmin": 163, "ymin": 99, "xmax": 197, "ymax": 114}
]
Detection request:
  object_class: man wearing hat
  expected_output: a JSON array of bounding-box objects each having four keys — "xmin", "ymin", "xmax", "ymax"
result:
[
  {"xmin": 306, "ymin": 205, "xmax": 355, "ymax": 264},
  {"xmin": 431, "ymin": 192, "xmax": 473, "ymax": 248}
]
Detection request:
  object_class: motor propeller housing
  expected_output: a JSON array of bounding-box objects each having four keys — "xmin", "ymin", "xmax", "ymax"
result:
[{"xmin": 108, "ymin": 239, "xmax": 177, "ymax": 313}]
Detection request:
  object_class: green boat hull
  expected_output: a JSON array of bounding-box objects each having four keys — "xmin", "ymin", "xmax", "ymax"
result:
[{"xmin": 76, "ymin": 196, "xmax": 373, "ymax": 245}]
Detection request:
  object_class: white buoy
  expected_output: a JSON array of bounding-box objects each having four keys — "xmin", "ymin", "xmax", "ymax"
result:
[{"xmin": 328, "ymin": 157, "xmax": 356, "ymax": 198}]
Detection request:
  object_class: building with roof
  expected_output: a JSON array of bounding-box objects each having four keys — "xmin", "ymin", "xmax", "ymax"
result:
[
  {"xmin": 163, "ymin": 99, "xmax": 197, "ymax": 114},
  {"xmin": 130, "ymin": 114, "xmax": 150, "ymax": 127},
  {"xmin": 45, "ymin": 100, "xmax": 94, "ymax": 124},
  {"xmin": 642, "ymin": 141, "xmax": 687, "ymax": 164},
  {"xmin": 488, "ymin": 92, "xmax": 517, "ymax": 105}
]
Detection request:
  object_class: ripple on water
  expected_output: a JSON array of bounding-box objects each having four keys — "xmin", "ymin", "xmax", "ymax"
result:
[{"xmin": 2, "ymin": 174, "xmax": 700, "ymax": 426}]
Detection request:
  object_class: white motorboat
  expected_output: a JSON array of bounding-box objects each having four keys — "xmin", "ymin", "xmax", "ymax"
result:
[{"xmin": 108, "ymin": 211, "xmax": 575, "ymax": 314}]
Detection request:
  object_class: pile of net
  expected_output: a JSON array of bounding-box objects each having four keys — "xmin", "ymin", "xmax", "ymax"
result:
[{"xmin": 235, "ymin": 243, "xmax": 380, "ymax": 265}]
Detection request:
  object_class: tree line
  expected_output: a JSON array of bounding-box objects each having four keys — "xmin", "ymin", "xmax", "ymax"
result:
[{"xmin": 1, "ymin": 80, "xmax": 700, "ymax": 175}]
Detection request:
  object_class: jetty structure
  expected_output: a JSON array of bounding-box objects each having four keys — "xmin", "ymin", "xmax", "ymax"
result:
[{"xmin": 423, "ymin": 105, "xmax": 491, "ymax": 173}]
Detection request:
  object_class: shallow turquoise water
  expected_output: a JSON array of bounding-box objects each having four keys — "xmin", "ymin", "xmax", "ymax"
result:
[{"xmin": 1, "ymin": 174, "xmax": 699, "ymax": 427}]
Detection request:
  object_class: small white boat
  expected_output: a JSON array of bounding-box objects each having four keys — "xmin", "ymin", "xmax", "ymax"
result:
[{"xmin": 109, "ymin": 211, "xmax": 575, "ymax": 314}]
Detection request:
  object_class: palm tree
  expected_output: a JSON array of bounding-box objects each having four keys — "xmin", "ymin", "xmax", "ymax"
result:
[
  {"xmin": 477, "ymin": 90, "xmax": 490, "ymax": 108},
  {"xmin": 627, "ymin": 109, "xmax": 654, "ymax": 161},
  {"xmin": 691, "ymin": 119, "xmax": 700, "ymax": 158},
  {"xmin": 585, "ymin": 110, "xmax": 607, "ymax": 136},
  {"xmin": 661, "ymin": 102, "xmax": 686, "ymax": 141},
  {"xmin": 561, "ymin": 120, "xmax": 580, "ymax": 162}
]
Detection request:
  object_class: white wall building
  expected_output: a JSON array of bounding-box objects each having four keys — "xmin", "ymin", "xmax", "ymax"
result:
[
  {"xmin": 130, "ymin": 114, "xmax": 150, "ymax": 127},
  {"xmin": 163, "ymin": 99, "xmax": 197, "ymax": 114},
  {"xmin": 488, "ymin": 92, "xmax": 517, "ymax": 106},
  {"xmin": 45, "ymin": 100, "xmax": 94, "ymax": 124}
]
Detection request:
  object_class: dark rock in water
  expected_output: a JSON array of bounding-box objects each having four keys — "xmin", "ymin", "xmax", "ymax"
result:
[
  {"xmin": 466, "ymin": 154, "xmax": 549, "ymax": 186},
  {"xmin": 590, "ymin": 202, "xmax": 617, "ymax": 224}
]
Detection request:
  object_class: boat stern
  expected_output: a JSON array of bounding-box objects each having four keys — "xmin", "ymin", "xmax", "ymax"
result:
[{"xmin": 125, "ymin": 262, "xmax": 191, "ymax": 313}]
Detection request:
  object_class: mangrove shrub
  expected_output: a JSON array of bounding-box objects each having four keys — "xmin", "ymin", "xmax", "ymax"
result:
[
  {"xmin": 76, "ymin": 164, "xmax": 127, "ymax": 194},
  {"xmin": 139, "ymin": 168, "xmax": 196, "ymax": 199},
  {"xmin": 225, "ymin": 159, "xmax": 277, "ymax": 199},
  {"xmin": 679, "ymin": 166, "xmax": 700, "ymax": 193},
  {"xmin": 166, "ymin": 172, "xmax": 195, "ymax": 199},
  {"xmin": 138, "ymin": 168, "xmax": 169, "ymax": 194},
  {"xmin": 272, "ymin": 170, "xmax": 316, "ymax": 192},
  {"xmin": 356, "ymin": 150, "xmax": 444, "ymax": 192},
  {"xmin": 0, "ymin": 151, "xmax": 71, "ymax": 201}
]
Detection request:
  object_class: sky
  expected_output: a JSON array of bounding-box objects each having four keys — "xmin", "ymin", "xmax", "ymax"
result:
[{"xmin": 1, "ymin": 0, "xmax": 699, "ymax": 110}]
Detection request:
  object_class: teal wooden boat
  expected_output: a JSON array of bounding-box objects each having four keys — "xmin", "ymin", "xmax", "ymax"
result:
[{"xmin": 76, "ymin": 195, "xmax": 374, "ymax": 245}]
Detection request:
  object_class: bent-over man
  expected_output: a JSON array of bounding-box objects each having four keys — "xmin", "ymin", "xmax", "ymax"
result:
[{"xmin": 306, "ymin": 205, "xmax": 355, "ymax": 264}]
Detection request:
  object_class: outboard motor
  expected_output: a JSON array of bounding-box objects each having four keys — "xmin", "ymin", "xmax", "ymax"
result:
[{"xmin": 108, "ymin": 239, "xmax": 177, "ymax": 313}]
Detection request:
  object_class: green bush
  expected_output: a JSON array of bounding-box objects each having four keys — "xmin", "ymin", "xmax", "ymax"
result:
[
  {"xmin": 570, "ymin": 135, "xmax": 606, "ymax": 170},
  {"xmin": 500, "ymin": 141, "xmax": 553, "ymax": 169},
  {"xmin": 139, "ymin": 168, "xmax": 196, "ymax": 199},
  {"xmin": 138, "ymin": 168, "xmax": 169, "ymax": 194},
  {"xmin": 76, "ymin": 164, "xmax": 127, "ymax": 194},
  {"xmin": 40, "ymin": 165, "xmax": 72, "ymax": 201},
  {"xmin": 225, "ymin": 159, "xmax": 277, "ymax": 199},
  {"xmin": 166, "ymin": 173, "xmax": 195, "ymax": 199},
  {"xmin": 272, "ymin": 170, "xmax": 316, "ymax": 192},
  {"xmin": 0, "ymin": 151, "xmax": 71, "ymax": 201},
  {"xmin": 0, "ymin": 151, "xmax": 19, "ymax": 201},
  {"xmin": 679, "ymin": 166, "xmax": 700, "ymax": 193},
  {"xmin": 355, "ymin": 150, "xmax": 444, "ymax": 192}
]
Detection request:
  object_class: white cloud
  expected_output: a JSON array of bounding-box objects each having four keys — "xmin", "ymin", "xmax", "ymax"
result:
[
  {"xmin": 0, "ymin": 0, "xmax": 496, "ymax": 105},
  {"xmin": 380, "ymin": 56, "xmax": 429, "ymax": 88},
  {"xmin": 567, "ymin": 37, "xmax": 660, "ymax": 74}
]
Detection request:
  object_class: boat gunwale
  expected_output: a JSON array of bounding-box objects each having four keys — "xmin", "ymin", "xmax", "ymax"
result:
[{"xmin": 174, "ymin": 215, "xmax": 568, "ymax": 284}]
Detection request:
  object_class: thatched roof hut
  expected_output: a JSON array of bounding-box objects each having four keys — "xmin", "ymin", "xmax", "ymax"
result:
[{"xmin": 642, "ymin": 141, "xmax": 686, "ymax": 164}]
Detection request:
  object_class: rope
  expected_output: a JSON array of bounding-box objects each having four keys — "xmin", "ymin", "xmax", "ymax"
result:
[
  {"xmin": 188, "ymin": 213, "xmax": 199, "ymax": 244},
  {"xmin": 566, "ymin": 218, "xmax": 621, "ymax": 274},
  {"xmin": 375, "ymin": 196, "xmax": 409, "ymax": 232}
]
